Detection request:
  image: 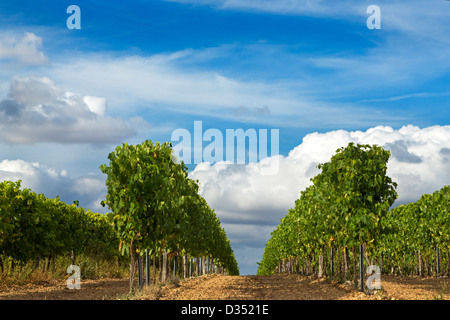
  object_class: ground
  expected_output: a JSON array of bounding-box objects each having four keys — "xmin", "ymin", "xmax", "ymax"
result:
[{"xmin": 0, "ymin": 274, "xmax": 448, "ymax": 300}]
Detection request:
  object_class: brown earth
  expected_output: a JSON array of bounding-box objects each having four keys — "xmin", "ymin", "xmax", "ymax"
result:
[
  {"xmin": 0, "ymin": 273, "xmax": 448, "ymax": 300},
  {"xmin": 157, "ymin": 273, "xmax": 450, "ymax": 300},
  {"xmin": 0, "ymin": 277, "xmax": 129, "ymax": 300}
]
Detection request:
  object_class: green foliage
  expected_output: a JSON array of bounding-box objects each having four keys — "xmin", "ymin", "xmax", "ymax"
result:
[
  {"xmin": 258, "ymin": 142, "xmax": 449, "ymax": 277},
  {"xmin": 0, "ymin": 180, "xmax": 119, "ymax": 267},
  {"xmin": 378, "ymin": 185, "xmax": 450, "ymax": 270},
  {"xmin": 100, "ymin": 140, "xmax": 239, "ymax": 276},
  {"xmin": 257, "ymin": 143, "xmax": 399, "ymax": 275}
]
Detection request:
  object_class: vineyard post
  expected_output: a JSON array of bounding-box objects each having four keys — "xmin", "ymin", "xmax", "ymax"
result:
[
  {"xmin": 173, "ymin": 255, "xmax": 177, "ymax": 278},
  {"xmin": 137, "ymin": 254, "xmax": 143, "ymax": 291},
  {"xmin": 359, "ymin": 244, "xmax": 364, "ymax": 292},
  {"xmin": 162, "ymin": 252, "xmax": 168, "ymax": 282},
  {"xmin": 330, "ymin": 247, "xmax": 334, "ymax": 280},
  {"xmin": 145, "ymin": 249, "xmax": 150, "ymax": 286}
]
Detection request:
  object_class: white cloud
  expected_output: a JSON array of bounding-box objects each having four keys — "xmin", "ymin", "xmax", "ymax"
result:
[
  {"xmin": 0, "ymin": 159, "xmax": 107, "ymax": 213},
  {"xmin": 166, "ymin": 0, "xmax": 450, "ymax": 41},
  {"xmin": 70, "ymin": 176, "xmax": 106, "ymax": 196},
  {"xmin": 0, "ymin": 159, "xmax": 68, "ymax": 198},
  {"xmin": 50, "ymin": 53, "xmax": 305, "ymax": 117},
  {"xmin": 0, "ymin": 32, "xmax": 440, "ymax": 131},
  {"xmin": 165, "ymin": 0, "xmax": 360, "ymax": 17},
  {"xmin": 70, "ymin": 175, "xmax": 107, "ymax": 212},
  {"xmin": 189, "ymin": 124, "xmax": 450, "ymax": 274},
  {"xmin": 45, "ymin": 49, "xmax": 410, "ymax": 129},
  {"xmin": 0, "ymin": 32, "xmax": 49, "ymax": 65},
  {"xmin": 0, "ymin": 76, "xmax": 149, "ymax": 144},
  {"xmin": 83, "ymin": 96, "xmax": 107, "ymax": 117}
]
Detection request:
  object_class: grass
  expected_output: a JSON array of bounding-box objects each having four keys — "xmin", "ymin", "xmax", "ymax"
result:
[
  {"xmin": 121, "ymin": 274, "xmax": 182, "ymax": 300},
  {"xmin": 433, "ymin": 280, "xmax": 448, "ymax": 300},
  {"xmin": 0, "ymin": 254, "xmax": 129, "ymax": 288}
]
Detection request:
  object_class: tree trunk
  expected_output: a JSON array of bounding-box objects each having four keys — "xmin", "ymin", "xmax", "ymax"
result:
[
  {"xmin": 183, "ymin": 255, "xmax": 187, "ymax": 278},
  {"xmin": 202, "ymin": 256, "xmax": 207, "ymax": 275},
  {"xmin": 305, "ymin": 257, "xmax": 310, "ymax": 276},
  {"xmin": 9, "ymin": 260, "xmax": 15, "ymax": 276},
  {"xmin": 158, "ymin": 247, "xmax": 163, "ymax": 281},
  {"xmin": 436, "ymin": 246, "xmax": 440, "ymax": 277},
  {"xmin": 194, "ymin": 257, "xmax": 199, "ymax": 276},
  {"xmin": 129, "ymin": 240, "xmax": 136, "ymax": 293},
  {"xmin": 352, "ymin": 246, "xmax": 357, "ymax": 285},
  {"xmin": 46, "ymin": 255, "xmax": 52, "ymax": 272},
  {"xmin": 33, "ymin": 258, "xmax": 39, "ymax": 271},
  {"xmin": 447, "ymin": 248, "xmax": 450, "ymax": 277},
  {"xmin": 343, "ymin": 247, "xmax": 349, "ymax": 281},
  {"xmin": 417, "ymin": 251, "xmax": 422, "ymax": 276},
  {"xmin": 153, "ymin": 250, "xmax": 157, "ymax": 281},
  {"xmin": 162, "ymin": 251, "xmax": 168, "ymax": 282},
  {"xmin": 337, "ymin": 247, "xmax": 341, "ymax": 280},
  {"xmin": 363, "ymin": 244, "xmax": 371, "ymax": 267}
]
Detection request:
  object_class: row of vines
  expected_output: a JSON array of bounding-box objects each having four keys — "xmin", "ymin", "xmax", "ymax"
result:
[
  {"xmin": 257, "ymin": 142, "xmax": 449, "ymax": 291},
  {"xmin": 100, "ymin": 140, "xmax": 239, "ymax": 291},
  {"xmin": 0, "ymin": 140, "xmax": 239, "ymax": 292},
  {"xmin": 0, "ymin": 180, "xmax": 119, "ymax": 275}
]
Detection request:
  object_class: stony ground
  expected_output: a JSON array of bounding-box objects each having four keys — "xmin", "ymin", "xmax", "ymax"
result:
[
  {"xmin": 0, "ymin": 277, "xmax": 130, "ymax": 300},
  {"xmin": 157, "ymin": 274, "xmax": 450, "ymax": 300},
  {"xmin": 0, "ymin": 273, "xmax": 448, "ymax": 300}
]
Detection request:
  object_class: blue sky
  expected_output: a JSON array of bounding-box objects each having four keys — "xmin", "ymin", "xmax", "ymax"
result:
[{"xmin": 0, "ymin": 0, "xmax": 449, "ymax": 275}]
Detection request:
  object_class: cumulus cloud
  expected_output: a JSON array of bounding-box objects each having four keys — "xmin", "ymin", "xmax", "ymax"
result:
[
  {"xmin": 0, "ymin": 32, "xmax": 48, "ymax": 65},
  {"xmin": 189, "ymin": 124, "xmax": 450, "ymax": 274},
  {"xmin": 0, "ymin": 159, "xmax": 107, "ymax": 213},
  {"xmin": 0, "ymin": 76, "xmax": 149, "ymax": 144}
]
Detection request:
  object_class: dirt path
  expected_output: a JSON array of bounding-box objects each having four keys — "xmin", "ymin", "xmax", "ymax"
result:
[
  {"xmin": 159, "ymin": 274, "xmax": 357, "ymax": 300},
  {"xmin": 0, "ymin": 273, "xmax": 448, "ymax": 300},
  {"xmin": 0, "ymin": 278, "xmax": 129, "ymax": 300},
  {"xmin": 159, "ymin": 273, "xmax": 450, "ymax": 300}
]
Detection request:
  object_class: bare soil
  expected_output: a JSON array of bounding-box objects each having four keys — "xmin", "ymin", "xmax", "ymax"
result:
[
  {"xmin": 157, "ymin": 273, "xmax": 450, "ymax": 300},
  {"xmin": 0, "ymin": 277, "xmax": 129, "ymax": 300},
  {"xmin": 0, "ymin": 273, "xmax": 448, "ymax": 300}
]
